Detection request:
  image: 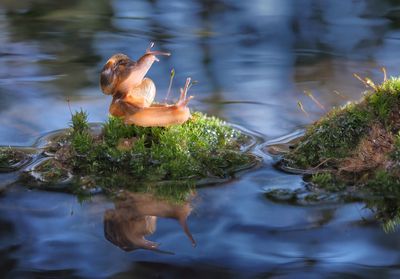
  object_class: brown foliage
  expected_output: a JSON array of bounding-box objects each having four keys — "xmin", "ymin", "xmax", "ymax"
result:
[{"xmin": 339, "ymin": 123, "xmax": 394, "ymax": 173}]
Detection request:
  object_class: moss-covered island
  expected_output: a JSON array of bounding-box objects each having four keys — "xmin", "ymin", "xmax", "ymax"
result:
[
  {"xmin": 0, "ymin": 111, "xmax": 257, "ymax": 201},
  {"xmin": 279, "ymin": 76, "xmax": 400, "ymax": 188},
  {"xmin": 268, "ymin": 76, "xmax": 400, "ymax": 231}
]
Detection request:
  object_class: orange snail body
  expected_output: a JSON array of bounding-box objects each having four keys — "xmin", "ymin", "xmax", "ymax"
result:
[
  {"xmin": 100, "ymin": 44, "xmax": 193, "ymax": 127},
  {"xmin": 124, "ymin": 104, "xmax": 190, "ymax": 127}
]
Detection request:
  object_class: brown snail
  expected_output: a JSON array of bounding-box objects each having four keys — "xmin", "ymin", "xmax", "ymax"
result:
[{"xmin": 100, "ymin": 42, "xmax": 193, "ymax": 127}]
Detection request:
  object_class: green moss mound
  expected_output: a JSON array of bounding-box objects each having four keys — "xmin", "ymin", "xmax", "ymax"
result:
[
  {"xmin": 269, "ymin": 76, "xmax": 400, "ymax": 231},
  {"xmin": 285, "ymin": 103, "xmax": 371, "ymax": 169},
  {"xmin": 68, "ymin": 111, "xmax": 254, "ymax": 182},
  {"xmin": 281, "ymin": 77, "xmax": 400, "ymax": 183},
  {"xmin": 7, "ymin": 111, "xmax": 257, "ymax": 201}
]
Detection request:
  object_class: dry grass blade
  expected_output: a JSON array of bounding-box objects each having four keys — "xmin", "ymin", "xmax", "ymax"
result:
[
  {"xmin": 304, "ymin": 90, "xmax": 326, "ymax": 111},
  {"xmin": 353, "ymin": 73, "xmax": 378, "ymax": 91},
  {"xmin": 333, "ymin": 90, "xmax": 349, "ymax": 100},
  {"xmin": 353, "ymin": 73, "xmax": 370, "ymax": 88}
]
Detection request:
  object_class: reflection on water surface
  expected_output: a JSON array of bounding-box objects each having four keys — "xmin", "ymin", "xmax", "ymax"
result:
[
  {"xmin": 104, "ymin": 191, "xmax": 195, "ymax": 252},
  {"xmin": 1, "ymin": 0, "xmax": 400, "ymax": 277}
]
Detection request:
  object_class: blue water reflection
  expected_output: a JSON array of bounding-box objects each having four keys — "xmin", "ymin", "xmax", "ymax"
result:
[{"xmin": 1, "ymin": 0, "xmax": 400, "ymax": 277}]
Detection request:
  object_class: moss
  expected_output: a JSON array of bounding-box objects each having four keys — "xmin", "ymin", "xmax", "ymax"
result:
[
  {"xmin": 366, "ymin": 77, "xmax": 400, "ymax": 127},
  {"xmin": 35, "ymin": 159, "xmax": 70, "ymax": 183},
  {"xmin": 366, "ymin": 170, "xmax": 400, "ymax": 196},
  {"xmin": 20, "ymin": 158, "xmax": 71, "ymax": 188},
  {"xmin": 66, "ymin": 111, "xmax": 254, "ymax": 186},
  {"xmin": 285, "ymin": 104, "xmax": 371, "ymax": 168},
  {"xmin": 364, "ymin": 197, "xmax": 400, "ymax": 233},
  {"xmin": 70, "ymin": 109, "xmax": 89, "ymax": 134},
  {"xmin": 0, "ymin": 148, "xmax": 19, "ymax": 168},
  {"xmin": 0, "ymin": 147, "xmax": 31, "ymax": 171},
  {"xmin": 272, "ymin": 76, "xmax": 400, "ymax": 231},
  {"xmin": 283, "ymin": 77, "xmax": 400, "ymax": 171},
  {"xmin": 71, "ymin": 130, "xmax": 93, "ymax": 154},
  {"xmin": 311, "ymin": 172, "xmax": 333, "ymax": 188},
  {"xmin": 283, "ymin": 78, "xmax": 400, "ymax": 170},
  {"xmin": 10, "ymin": 110, "xmax": 256, "ymax": 200},
  {"xmin": 310, "ymin": 172, "xmax": 348, "ymax": 192},
  {"xmin": 310, "ymin": 172, "xmax": 332, "ymax": 185}
]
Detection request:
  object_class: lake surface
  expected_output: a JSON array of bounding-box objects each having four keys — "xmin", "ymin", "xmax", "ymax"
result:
[{"xmin": 1, "ymin": 0, "xmax": 400, "ymax": 278}]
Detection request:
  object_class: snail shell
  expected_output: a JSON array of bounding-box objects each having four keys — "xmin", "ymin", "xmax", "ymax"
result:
[{"xmin": 123, "ymin": 77, "xmax": 155, "ymax": 108}]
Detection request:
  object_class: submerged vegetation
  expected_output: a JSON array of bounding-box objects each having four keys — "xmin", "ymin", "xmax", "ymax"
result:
[
  {"xmin": 269, "ymin": 76, "xmax": 400, "ymax": 231},
  {"xmin": 0, "ymin": 111, "xmax": 256, "ymax": 202}
]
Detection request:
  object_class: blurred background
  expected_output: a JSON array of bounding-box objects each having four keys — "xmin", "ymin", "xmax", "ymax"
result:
[
  {"xmin": 1, "ymin": 0, "xmax": 400, "ymax": 278},
  {"xmin": 0, "ymin": 0, "xmax": 399, "ymax": 145}
]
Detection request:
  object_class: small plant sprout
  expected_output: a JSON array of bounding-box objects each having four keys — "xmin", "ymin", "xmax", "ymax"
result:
[
  {"xmin": 382, "ymin": 67, "xmax": 387, "ymax": 82},
  {"xmin": 297, "ymin": 101, "xmax": 309, "ymax": 118},
  {"xmin": 164, "ymin": 68, "xmax": 175, "ymax": 102},
  {"xmin": 66, "ymin": 97, "xmax": 73, "ymax": 116}
]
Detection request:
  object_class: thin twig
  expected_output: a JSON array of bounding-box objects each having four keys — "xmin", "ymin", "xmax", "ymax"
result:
[
  {"xmin": 66, "ymin": 97, "xmax": 73, "ymax": 116},
  {"xmin": 311, "ymin": 158, "xmax": 332, "ymax": 170}
]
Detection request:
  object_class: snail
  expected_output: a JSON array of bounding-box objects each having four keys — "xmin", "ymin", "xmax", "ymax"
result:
[{"xmin": 100, "ymin": 43, "xmax": 193, "ymax": 127}]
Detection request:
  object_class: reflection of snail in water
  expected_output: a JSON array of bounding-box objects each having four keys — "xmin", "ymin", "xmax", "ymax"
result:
[
  {"xmin": 104, "ymin": 192, "xmax": 195, "ymax": 251},
  {"xmin": 100, "ymin": 42, "xmax": 193, "ymax": 127}
]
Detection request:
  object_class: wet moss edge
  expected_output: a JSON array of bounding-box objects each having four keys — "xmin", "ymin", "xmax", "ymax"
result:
[
  {"xmin": 1, "ymin": 111, "xmax": 259, "ymax": 202},
  {"xmin": 280, "ymin": 77, "xmax": 400, "ymax": 189}
]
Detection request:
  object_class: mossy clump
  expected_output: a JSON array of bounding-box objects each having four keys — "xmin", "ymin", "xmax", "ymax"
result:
[
  {"xmin": 264, "ymin": 76, "xmax": 400, "ymax": 232},
  {"xmin": 69, "ymin": 111, "xmax": 253, "ymax": 180},
  {"xmin": 19, "ymin": 158, "xmax": 71, "ymax": 189},
  {"xmin": 0, "ymin": 147, "xmax": 32, "ymax": 171},
  {"xmin": 17, "ymin": 110, "xmax": 256, "ymax": 199},
  {"xmin": 268, "ymin": 76, "xmax": 400, "ymax": 231},
  {"xmin": 285, "ymin": 103, "xmax": 372, "ymax": 169},
  {"xmin": 279, "ymin": 77, "xmax": 400, "ymax": 190}
]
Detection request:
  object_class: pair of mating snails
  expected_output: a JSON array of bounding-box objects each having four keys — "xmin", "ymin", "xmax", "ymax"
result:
[{"xmin": 100, "ymin": 43, "xmax": 193, "ymax": 127}]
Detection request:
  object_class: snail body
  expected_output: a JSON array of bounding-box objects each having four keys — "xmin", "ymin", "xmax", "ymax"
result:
[{"xmin": 100, "ymin": 44, "xmax": 193, "ymax": 127}]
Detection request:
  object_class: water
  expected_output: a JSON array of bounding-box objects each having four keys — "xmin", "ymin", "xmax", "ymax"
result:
[{"xmin": 1, "ymin": 0, "xmax": 400, "ymax": 278}]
